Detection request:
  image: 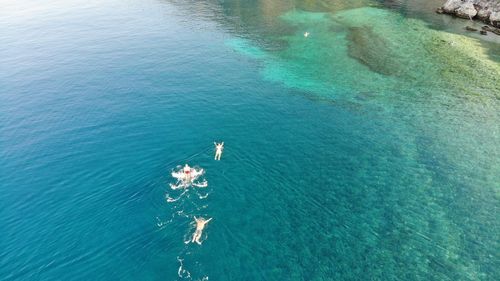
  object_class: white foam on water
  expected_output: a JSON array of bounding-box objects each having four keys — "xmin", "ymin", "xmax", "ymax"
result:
[
  {"xmin": 176, "ymin": 210, "xmax": 189, "ymax": 218},
  {"xmin": 176, "ymin": 255, "xmax": 208, "ymax": 281},
  {"xmin": 183, "ymin": 220, "xmax": 196, "ymax": 244},
  {"xmin": 170, "ymin": 166, "xmax": 207, "ymax": 190},
  {"xmin": 155, "ymin": 216, "xmax": 172, "ymax": 228},
  {"xmin": 197, "ymin": 192, "xmax": 209, "ymax": 199},
  {"xmin": 177, "ymin": 256, "xmax": 191, "ymax": 279},
  {"xmin": 166, "ymin": 189, "xmax": 188, "ymax": 203},
  {"xmin": 191, "ymin": 180, "xmax": 208, "ymax": 188}
]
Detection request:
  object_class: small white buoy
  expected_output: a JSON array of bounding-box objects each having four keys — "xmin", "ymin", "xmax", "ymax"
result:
[{"xmin": 304, "ymin": 32, "xmax": 309, "ymax": 37}]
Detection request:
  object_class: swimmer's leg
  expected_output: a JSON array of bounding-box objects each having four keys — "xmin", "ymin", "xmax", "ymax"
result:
[{"xmin": 192, "ymin": 229, "xmax": 200, "ymax": 243}]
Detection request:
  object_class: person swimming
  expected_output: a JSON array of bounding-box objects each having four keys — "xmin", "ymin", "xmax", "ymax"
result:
[
  {"xmin": 304, "ymin": 31, "xmax": 309, "ymax": 37},
  {"xmin": 191, "ymin": 216, "xmax": 212, "ymax": 245},
  {"xmin": 214, "ymin": 142, "xmax": 224, "ymax": 160},
  {"xmin": 170, "ymin": 164, "xmax": 206, "ymax": 189},
  {"xmin": 183, "ymin": 164, "xmax": 192, "ymax": 181}
]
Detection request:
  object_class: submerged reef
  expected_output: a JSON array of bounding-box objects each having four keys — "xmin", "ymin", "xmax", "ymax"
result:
[{"xmin": 228, "ymin": 6, "xmax": 500, "ymax": 108}]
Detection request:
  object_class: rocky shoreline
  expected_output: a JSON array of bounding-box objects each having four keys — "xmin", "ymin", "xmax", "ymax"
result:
[{"xmin": 437, "ymin": 0, "xmax": 500, "ymax": 35}]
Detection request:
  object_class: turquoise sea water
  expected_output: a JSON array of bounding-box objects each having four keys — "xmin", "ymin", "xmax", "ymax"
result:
[{"xmin": 1, "ymin": 0, "xmax": 499, "ymax": 280}]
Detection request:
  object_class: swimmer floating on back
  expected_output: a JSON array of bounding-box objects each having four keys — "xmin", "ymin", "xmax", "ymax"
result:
[
  {"xmin": 191, "ymin": 216, "xmax": 212, "ymax": 245},
  {"xmin": 214, "ymin": 142, "xmax": 224, "ymax": 160}
]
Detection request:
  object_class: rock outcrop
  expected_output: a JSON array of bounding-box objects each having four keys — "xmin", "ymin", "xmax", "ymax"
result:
[
  {"xmin": 491, "ymin": 11, "xmax": 500, "ymax": 25},
  {"xmin": 456, "ymin": 2, "xmax": 478, "ymax": 18},
  {"xmin": 439, "ymin": 0, "xmax": 500, "ymax": 28}
]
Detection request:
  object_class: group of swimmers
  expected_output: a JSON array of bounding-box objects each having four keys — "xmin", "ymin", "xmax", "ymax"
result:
[{"xmin": 170, "ymin": 142, "xmax": 224, "ymax": 245}]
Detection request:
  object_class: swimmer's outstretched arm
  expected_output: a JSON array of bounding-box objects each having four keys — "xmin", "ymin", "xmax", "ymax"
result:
[{"xmin": 205, "ymin": 218, "xmax": 212, "ymax": 223}]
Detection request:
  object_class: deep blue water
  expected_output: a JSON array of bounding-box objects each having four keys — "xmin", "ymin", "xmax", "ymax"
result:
[{"xmin": 1, "ymin": 0, "xmax": 499, "ymax": 280}]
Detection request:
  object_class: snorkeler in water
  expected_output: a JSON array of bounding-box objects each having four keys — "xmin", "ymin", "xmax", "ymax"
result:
[
  {"xmin": 191, "ymin": 216, "xmax": 212, "ymax": 245},
  {"xmin": 183, "ymin": 164, "xmax": 192, "ymax": 182},
  {"xmin": 170, "ymin": 164, "xmax": 206, "ymax": 190},
  {"xmin": 214, "ymin": 142, "xmax": 224, "ymax": 160}
]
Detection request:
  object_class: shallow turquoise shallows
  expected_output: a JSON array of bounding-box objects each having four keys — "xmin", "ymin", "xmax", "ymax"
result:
[{"xmin": 1, "ymin": 0, "xmax": 499, "ymax": 280}]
